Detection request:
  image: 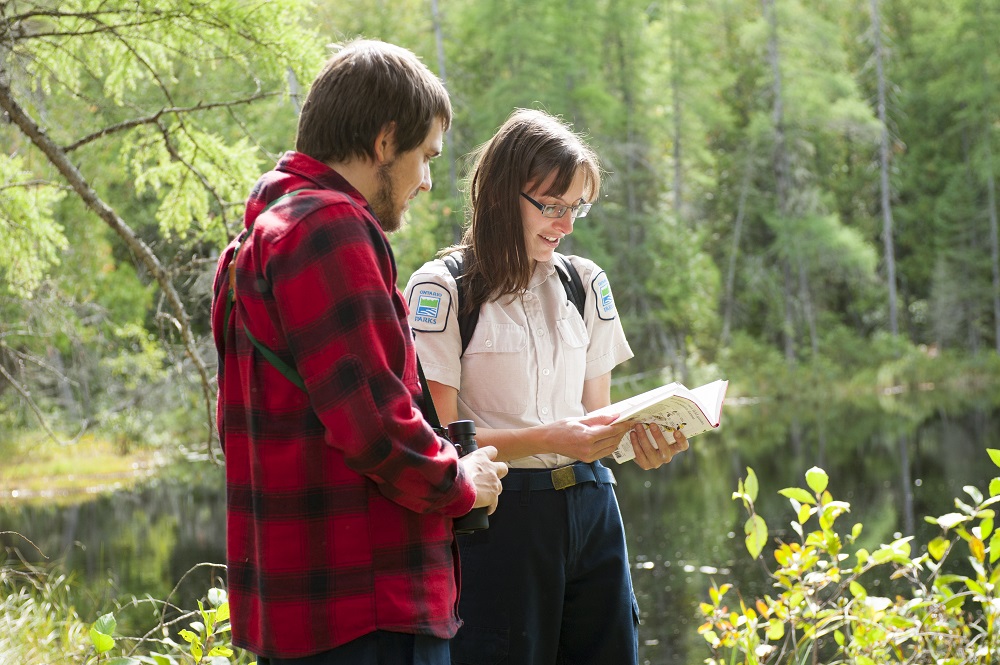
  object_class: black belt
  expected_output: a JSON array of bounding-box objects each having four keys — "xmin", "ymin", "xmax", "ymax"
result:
[{"xmin": 502, "ymin": 461, "xmax": 616, "ymax": 491}]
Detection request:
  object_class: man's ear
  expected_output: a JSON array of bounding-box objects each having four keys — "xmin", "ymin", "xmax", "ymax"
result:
[{"xmin": 373, "ymin": 122, "xmax": 397, "ymax": 164}]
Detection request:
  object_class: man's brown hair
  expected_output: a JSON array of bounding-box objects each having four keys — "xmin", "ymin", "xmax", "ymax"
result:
[
  {"xmin": 295, "ymin": 39, "xmax": 452, "ymax": 163},
  {"xmin": 453, "ymin": 109, "xmax": 601, "ymax": 314}
]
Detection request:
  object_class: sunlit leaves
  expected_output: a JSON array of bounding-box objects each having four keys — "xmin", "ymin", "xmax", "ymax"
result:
[
  {"xmin": 127, "ymin": 125, "xmax": 260, "ymax": 240},
  {"xmin": 927, "ymin": 536, "xmax": 949, "ymax": 561},
  {"xmin": 89, "ymin": 612, "xmax": 117, "ymax": 654},
  {"xmin": 989, "ymin": 449, "xmax": 1000, "ymax": 469},
  {"xmin": 779, "ymin": 487, "xmax": 815, "ymax": 504},
  {"xmin": 744, "ymin": 514, "xmax": 768, "ymax": 559},
  {"xmin": 0, "ymin": 155, "xmax": 67, "ymax": 296},
  {"xmin": 805, "ymin": 467, "xmax": 828, "ymax": 494}
]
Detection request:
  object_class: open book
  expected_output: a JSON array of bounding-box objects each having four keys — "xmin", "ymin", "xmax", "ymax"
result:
[{"xmin": 590, "ymin": 379, "xmax": 729, "ymax": 464}]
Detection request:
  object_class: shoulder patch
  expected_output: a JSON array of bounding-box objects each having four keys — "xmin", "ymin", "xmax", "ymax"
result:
[
  {"xmin": 591, "ymin": 271, "xmax": 617, "ymax": 321},
  {"xmin": 407, "ymin": 281, "xmax": 451, "ymax": 333}
]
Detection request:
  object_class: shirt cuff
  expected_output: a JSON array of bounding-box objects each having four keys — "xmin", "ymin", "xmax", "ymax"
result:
[{"xmin": 585, "ymin": 340, "xmax": 634, "ymax": 380}]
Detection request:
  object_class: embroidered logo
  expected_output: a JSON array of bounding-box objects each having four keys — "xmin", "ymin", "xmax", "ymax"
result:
[
  {"xmin": 591, "ymin": 271, "xmax": 617, "ymax": 321},
  {"xmin": 416, "ymin": 294, "xmax": 441, "ymax": 320},
  {"xmin": 408, "ymin": 282, "xmax": 450, "ymax": 333}
]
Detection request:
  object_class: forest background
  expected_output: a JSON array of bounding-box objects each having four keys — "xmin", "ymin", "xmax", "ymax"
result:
[
  {"xmin": 2, "ymin": 0, "xmax": 1000, "ymax": 661},
  {"xmin": 3, "ymin": 0, "xmax": 1000, "ymax": 454}
]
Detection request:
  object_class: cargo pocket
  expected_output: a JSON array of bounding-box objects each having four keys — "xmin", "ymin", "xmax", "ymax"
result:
[{"xmin": 450, "ymin": 626, "xmax": 509, "ymax": 665}]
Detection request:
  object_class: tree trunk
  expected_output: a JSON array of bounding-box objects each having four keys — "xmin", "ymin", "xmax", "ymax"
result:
[
  {"xmin": 0, "ymin": 71, "xmax": 217, "ymax": 453},
  {"xmin": 871, "ymin": 0, "xmax": 900, "ymax": 336},
  {"xmin": 721, "ymin": 150, "xmax": 754, "ymax": 346},
  {"xmin": 762, "ymin": 0, "xmax": 796, "ymax": 363},
  {"xmin": 669, "ymin": 0, "xmax": 683, "ymax": 219}
]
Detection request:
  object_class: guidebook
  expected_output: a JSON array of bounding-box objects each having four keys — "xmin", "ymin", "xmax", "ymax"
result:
[{"xmin": 590, "ymin": 379, "xmax": 730, "ymax": 464}]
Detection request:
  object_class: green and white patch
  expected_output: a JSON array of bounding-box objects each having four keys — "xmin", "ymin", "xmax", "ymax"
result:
[
  {"xmin": 408, "ymin": 282, "xmax": 451, "ymax": 332},
  {"xmin": 591, "ymin": 271, "xmax": 617, "ymax": 321}
]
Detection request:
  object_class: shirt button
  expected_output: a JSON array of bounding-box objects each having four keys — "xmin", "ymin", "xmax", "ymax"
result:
[
  {"xmin": 541, "ymin": 407, "xmax": 549, "ymax": 415},
  {"xmin": 542, "ymin": 368, "xmax": 551, "ymax": 376},
  {"xmin": 485, "ymin": 340, "xmax": 493, "ymax": 348},
  {"xmin": 536, "ymin": 328, "xmax": 545, "ymax": 336}
]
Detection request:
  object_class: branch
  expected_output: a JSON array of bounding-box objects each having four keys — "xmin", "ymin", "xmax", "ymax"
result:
[
  {"xmin": 63, "ymin": 93, "xmax": 278, "ymax": 152},
  {"xmin": 0, "ymin": 359, "xmax": 66, "ymax": 446},
  {"xmin": 0, "ymin": 70, "xmax": 217, "ymax": 458}
]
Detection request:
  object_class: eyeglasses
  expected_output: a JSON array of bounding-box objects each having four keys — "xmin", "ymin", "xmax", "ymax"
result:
[{"xmin": 520, "ymin": 192, "xmax": 593, "ymax": 219}]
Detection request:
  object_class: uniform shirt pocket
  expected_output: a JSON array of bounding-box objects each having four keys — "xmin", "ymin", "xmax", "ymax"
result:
[
  {"xmin": 461, "ymin": 322, "xmax": 529, "ymax": 414},
  {"xmin": 556, "ymin": 315, "xmax": 589, "ymax": 408}
]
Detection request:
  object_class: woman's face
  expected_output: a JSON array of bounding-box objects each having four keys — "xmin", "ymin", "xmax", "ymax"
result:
[{"xmin": 520, "ymin": 169, "xmax": 589, "ymax": 264}]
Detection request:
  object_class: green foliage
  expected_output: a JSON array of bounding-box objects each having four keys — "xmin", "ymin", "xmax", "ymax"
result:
[
  {"xmin": 702, "ymin": 453, "xmax": 1000, "ymax": 664},
  {"xmin": 0, "ymin": 155, "xmax": 67, "ymax": 296}
]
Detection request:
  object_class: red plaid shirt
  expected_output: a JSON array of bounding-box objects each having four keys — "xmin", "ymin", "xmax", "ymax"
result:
[{"xmin": 211, "ymin": 152, "xmax": 475, "ymax": 658}]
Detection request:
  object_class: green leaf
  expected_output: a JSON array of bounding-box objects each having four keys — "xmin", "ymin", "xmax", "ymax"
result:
[
  {"xmin": 215, "ymin": 601, "xmax": 230, "ymax": 623},
  {"xmin": 90, "ymin": 627, "xmax": 116, "ymax": 654},
  {"xmin": 90, "ymin": 612, "xmax": 118, "ymax": 654},
  {"xmin": 207, "ymin": 646, "xmax": 234, "ymax": 657},
  {"xmin": 980, "ymin": 516, "xmax": 993, "ymax": 540},
  {"xmin": 744, "ymin": 514, "xmax": 768, "ymax": 559},
  {"xmin": 191, "ymin": 641, "xmax": 203, "ymax": 662},
  {"xmin": 179, "ymin": 629, "xmax": 199, "ymax": 645},
  {"xmin": 805, "ymin": 467, "xmax": 828, "ymax": 494},
  {"xmin": 991, "ymin": 532, "xmax": 1000, "ymax": 564},
  {"xmin": 928, "ymin": 536, "xmax": 949, "ymax": 561},
  {"xmin": 106, "ymin": 659, "xmax": 142, "ymax": 665},
  {"xmin": 745, "ymin": 468, "xmax": 759, "ymax": 504},
  {"xmin": 990, "ymin": 478, "xmax": 1000, "ymax": 497},
  {"xmin": 987, "ymin": 449, "xmax": 1000, "ymax": 468},
  {"xmin": 766, "ymin": 618, "xmax": 784, "ymax": 640},
  {"xmin": 849, "ymin": 580, "xmax": 866, "ymax": 598},
  {"xmin": 779, "ymin": 487, "xmax": 816, "ymax": 504},
  {"xmin": 93, "ymin": 612, "xmax": 117, "ymax": 636}
]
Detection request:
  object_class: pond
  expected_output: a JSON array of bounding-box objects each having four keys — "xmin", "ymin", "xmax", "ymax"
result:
[{"xmin": 2, "ymin": 392, "xmax": 999, "ymax": 665}]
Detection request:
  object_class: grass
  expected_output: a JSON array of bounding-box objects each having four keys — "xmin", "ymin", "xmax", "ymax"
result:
[{"xmin": 0, "ymin": 433, "xmax": 166, "ymax": 505}]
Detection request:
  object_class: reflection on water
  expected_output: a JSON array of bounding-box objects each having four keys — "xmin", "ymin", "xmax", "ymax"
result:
[{"xmin": 1, "ymin": 396, "xmax": 998, "ymax": 664}]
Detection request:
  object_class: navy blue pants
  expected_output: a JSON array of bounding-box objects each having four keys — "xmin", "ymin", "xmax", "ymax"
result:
[
  {"xmin": 255, "ymin": 631, "xmax": 450, "ymax": 665},
  {"xmin": 450, "ymin": 461, "xmax": 639, "ymax": 665}
]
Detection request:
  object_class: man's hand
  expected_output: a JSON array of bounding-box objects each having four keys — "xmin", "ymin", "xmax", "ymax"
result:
[
  {"xmin": 630, "ymin": 423, "xmax": 689, "ymax": 470},
  {"xmin": 549, "ymin": 414, "xmax": 636, "ymax": 463},
  {"xmin": 460, "ymin": 445, "xmax": 508, "ymax": 514}
]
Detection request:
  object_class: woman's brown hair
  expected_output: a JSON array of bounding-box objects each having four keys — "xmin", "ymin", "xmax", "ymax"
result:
[{"xmin": 449, "ymin": 109, "xmax": 601, "ymax": 314}]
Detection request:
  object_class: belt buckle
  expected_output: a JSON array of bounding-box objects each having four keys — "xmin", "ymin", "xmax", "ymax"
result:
[{"xmin": 551, "ymin": 465, "xmax": 577, "ymax": 491}]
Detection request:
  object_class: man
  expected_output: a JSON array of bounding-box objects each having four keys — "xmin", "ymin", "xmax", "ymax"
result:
[{"xmin": 211, "ymin": 39, "xmax": 507, "ymax": 665}]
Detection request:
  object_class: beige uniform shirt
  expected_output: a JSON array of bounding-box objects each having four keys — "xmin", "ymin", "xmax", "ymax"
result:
[{"xmin": 404, "ymin": 254, "xmax": 633, "ymax": 469}]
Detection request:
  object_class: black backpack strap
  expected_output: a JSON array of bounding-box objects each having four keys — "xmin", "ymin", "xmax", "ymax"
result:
[
  {"xmin": 554, "ymin": 253, "xmax": 586, "ymax": 319},
  {"xmin": 416, "ymin": 356, "xmax": 443, "ymax": 431},
  {"xmin": 442, "ymin": 252, "xmax": 478, "ymax": 357}
]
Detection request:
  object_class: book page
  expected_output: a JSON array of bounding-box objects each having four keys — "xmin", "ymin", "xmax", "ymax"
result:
[{"xmin": 605, "ymin": 379, "xmax": 728, "ymax": 464}]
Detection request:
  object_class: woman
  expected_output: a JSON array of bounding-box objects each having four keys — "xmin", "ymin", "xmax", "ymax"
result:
[{"xmin": 404, "ymin": 108, "xmax": 688, "ymax": 665}]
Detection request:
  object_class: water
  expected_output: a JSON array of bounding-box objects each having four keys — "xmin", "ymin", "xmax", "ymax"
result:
[{"xmin": 2, "ymin": 397, "xmax": 998, "ymax": 665}]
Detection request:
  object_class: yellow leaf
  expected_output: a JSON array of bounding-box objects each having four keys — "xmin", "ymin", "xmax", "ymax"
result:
[{"xmin": 971, "ymin": 537, "xmax": 985, "ymax": 562}]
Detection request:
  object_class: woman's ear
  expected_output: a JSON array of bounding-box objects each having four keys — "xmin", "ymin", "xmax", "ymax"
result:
[{"xmin": 373, "ymin": 122, "xmax": 397, "ymax": 164}]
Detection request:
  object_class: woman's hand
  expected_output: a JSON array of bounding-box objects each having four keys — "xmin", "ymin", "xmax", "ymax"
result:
[
  {"xmin": 630, "ymin": 423, "xmax": 689, "ymax": 470},
  {"xmin": 548, "ymin": 414, "xmax": 636, "ymax": 463}
]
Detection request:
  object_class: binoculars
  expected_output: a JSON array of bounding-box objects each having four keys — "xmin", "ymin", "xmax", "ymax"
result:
[{"xmin": 441, "ymin": 420, "xmax": 490, "ymax": 535}]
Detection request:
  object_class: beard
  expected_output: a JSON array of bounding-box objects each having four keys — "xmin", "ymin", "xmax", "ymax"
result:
[{"xmin": 369, "ymin": 159, "xmax": 405, "ymax": 233}]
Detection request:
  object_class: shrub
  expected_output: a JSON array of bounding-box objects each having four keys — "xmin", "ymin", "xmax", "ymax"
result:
[{"xmin": 700, "ymin": 451, "xmax": 1000, "ymax": 664}]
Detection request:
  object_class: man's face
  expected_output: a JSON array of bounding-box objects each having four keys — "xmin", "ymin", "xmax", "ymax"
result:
[{"xmin": 370, "ymin": 120, "xmax": 444, "ymax": 233}]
